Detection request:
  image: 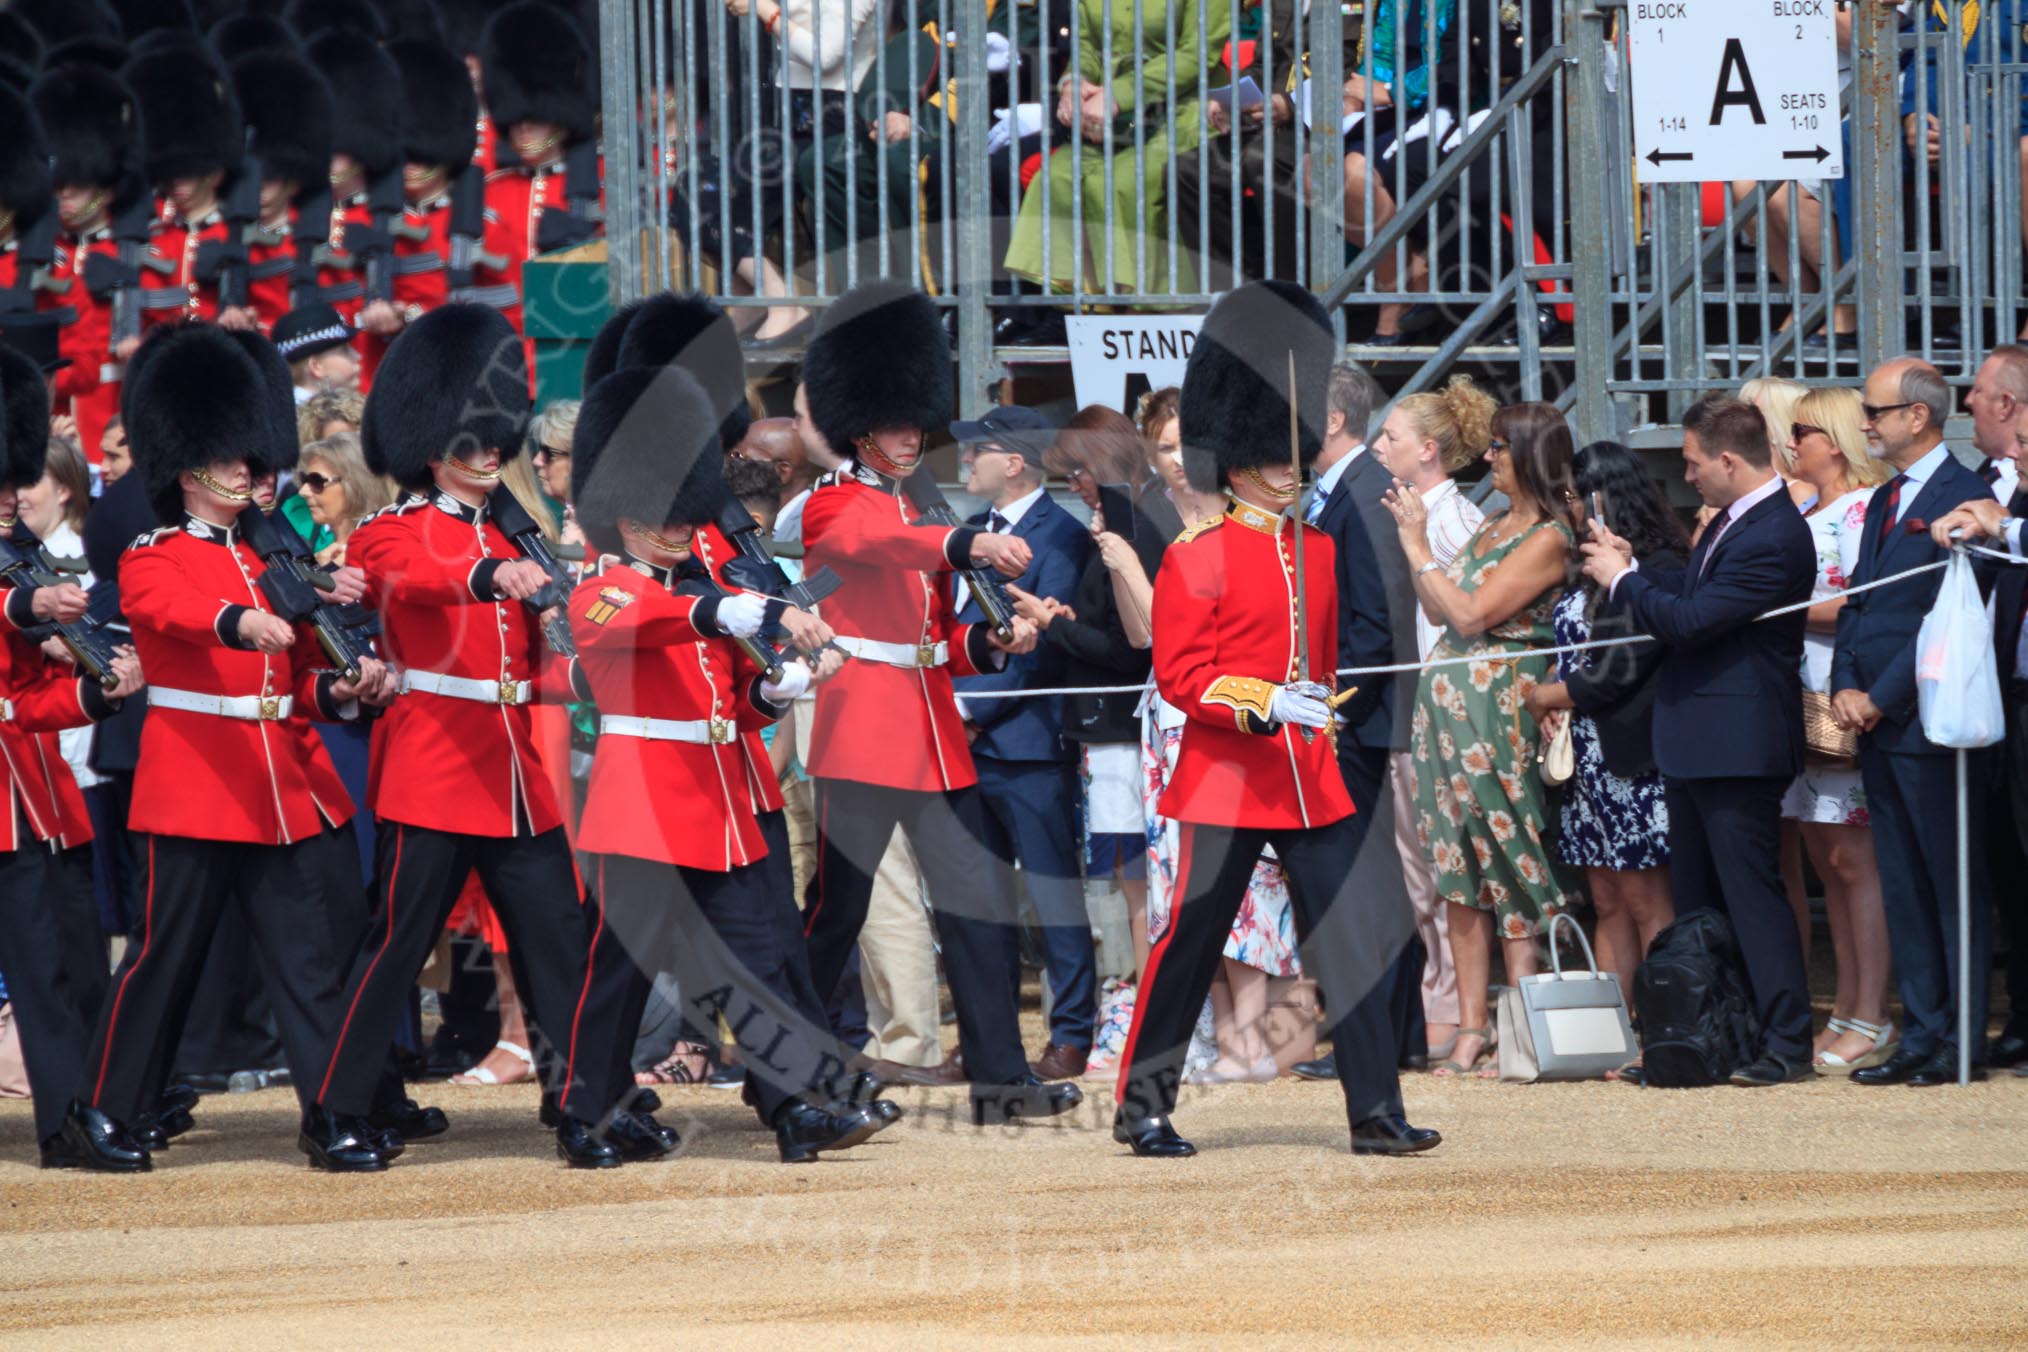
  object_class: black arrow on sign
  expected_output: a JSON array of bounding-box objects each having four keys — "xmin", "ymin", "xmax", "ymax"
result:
[
  {"xmin": 1646, "ymin": 148, "xmax": 1694, "ymax": 166},
  {"xmin": 1782, "ymin": 145, "xmax": 1831, "ymax": 163}
]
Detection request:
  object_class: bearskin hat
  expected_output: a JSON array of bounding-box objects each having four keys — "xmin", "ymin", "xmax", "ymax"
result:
[
  {"xmin": 0, "ymin": 14, "xmax": 45, "ymax": 73},
  {"xmin": 124, "ymin": 324, "xmax": 273, "ymax": 524},
  {"xmin": 232, "ymin": 51, "xmax": 334, "ymax": 191},
  {"xmin": 481, "ymin": 1, "xmax": 593, "ymax": 143},
  {"xmin": 362, "ymin": 302, "xmax": 529, "ymax": 489},
  {"xmin": 388, "ymin": 35, "xmax": 476, "ymax": 170},
  {"xmin": 615, "ymin": 292, "xmax": 752, "ymax": 452},
  {"xmin": 113, "ymin": 0, "xmax": 197, "ymax": 40},
  {"xmin": 0, "ymin": 345, "xmax": 50, "ymax": 495},
  {"xmin": 210, "ymin": 14, "xmax": 302, "ymax": 62},
  {"xmin": 1179, "ymin": 280, "xmax": 1336, "ymax": 495},
  {"xmin": 305, "ymin": 26, "xmax": 402, "ymax": 176},
  {"xmin": 572, "ymin": 365, "xmax": 726, "ymax": 556},
  {"xmin": 580, "ymin": 298, "xmax": 645, "ymax": 393},
  {"xmin": 219, "ymin": 328, "xmax": 304, "ymax": 479},
  {"xmin": 11, "ymin": 0, "xmax": 123, "ymax": 50},
  {"xmin": 31, "ymin": 63, "xmax": 143, "ymax": 206},
  {"xmin": 802, "ymin": 280, "xmax": 952, "ymax": 462},
  {"xmin": 285, "ymin": 0, "xmax": 388, "ymax": 40},
  {"xmin": 42, "ymin": 34, "xmax": 133, "ymax": 71},
  {"xmin": 432, "ymin": 0, "xmax": 492, "ymax": 58},
  {"xmin": 0, "ymin": 84, "xmax": 51, "ymax": 235},
  {"xmin": 124, "ymin": 45, "xmax": 242, "ymax": 185}
]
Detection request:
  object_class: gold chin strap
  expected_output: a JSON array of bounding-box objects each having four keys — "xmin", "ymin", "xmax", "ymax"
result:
[
  {"xmin": 192, "ymin": 468, "xmax": 253, "ymax": 502},
  {"xmin": 444, "ymin": 456, "xmax": 502, "ymax": 482},
  {"xmin": 856, "ymin": 434, "xmax": 920, "ymax": 477},
  {"xmin": 1240, "ymin": 465, "xmax": 1298, "ymax": 501},
  {"xmin": 626, "ymin": 522, "xmax": 692, "ymax": 556}
]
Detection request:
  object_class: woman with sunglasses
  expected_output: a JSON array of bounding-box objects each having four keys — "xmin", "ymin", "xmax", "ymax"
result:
[
  {"xmin": 1383, "ymin": 394, "xmax": 1580, "ymax": 1080},
  {"xmin": 1780, "ymin": 386, "xmax": 1898, "ymax": 1073},
  {"xmin": 295, "ymin": 433, "xmax": 394, "ymax": 567}
]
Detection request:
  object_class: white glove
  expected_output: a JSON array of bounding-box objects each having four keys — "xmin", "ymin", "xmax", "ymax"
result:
[
  {"xmin": 1268, "ymin": 681, "xmax": 1333, "ymax": 730},
  {"xmin": 716, "ymin": 591, "xmax": 768, "ymax": 639},
  {"xmin": 985, "ymin": 31, "xmax": 1013, "ymax": 73},
  {"xmin": 760, "ymin": 661, "xmax": 812, "ymax": 703}
]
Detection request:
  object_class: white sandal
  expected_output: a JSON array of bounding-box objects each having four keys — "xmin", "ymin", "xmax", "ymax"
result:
[
  {"xmin": 1815, "ymin": 1018, "xmax": 1896, "ymax": 1074},
  {"xmin": 450, "ymin": 1040, "xmax": 535, "ymax": 1086}
]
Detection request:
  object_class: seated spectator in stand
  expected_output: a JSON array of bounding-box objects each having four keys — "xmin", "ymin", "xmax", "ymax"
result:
[
  {"xmin": 1522, "ymin": 442, "xmax": 1685, "ymax": 1080},
  {"xmin": 1777, "ymin": 387, "xmax": 1897, "ymax": 1072},
  {"xmin": 295, "ymin": 432, "xmax": 394, "ymax": 567},
  {"xmin": 272, "ymin": 303, "xmax": 362, "ymax": 404},
  {"xmin": 297, "ymin": 387, "xmax": 364, "ymax": 446},
  {"xmin": 98, "ymin": 417, "xmax": 131, "ymax": 489},
  {"xmin": 1385, "ymin": 396, "xmax": 1578, "ymax": 1079}
]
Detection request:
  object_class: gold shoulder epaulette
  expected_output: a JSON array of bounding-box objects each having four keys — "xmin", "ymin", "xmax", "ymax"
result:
[{"xmin": 1175, "ymin": 514, "xmax": 1224, "ymax": 545}]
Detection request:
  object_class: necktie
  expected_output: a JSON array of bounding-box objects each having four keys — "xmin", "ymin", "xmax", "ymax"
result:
[
  {"xmin": 1698, "ymin": 511, "xmax": 1736, "ymax": 577},
  {"xmin": 1980, "ymin": 459, "xmax": 2003, "ymax": 486},
  {"xmin": 988, "ymin": 510, "xmax": 1009, "ymax": 534},
  {"xmin": 1305, "ymin": 488, "xmax": 1326, "ymax": 525},
  {"xmin": 1876, "ymin": 473, "xmax": 1909, "ymax": 538}
]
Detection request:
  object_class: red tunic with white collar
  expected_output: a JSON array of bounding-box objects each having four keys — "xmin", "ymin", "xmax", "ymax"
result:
[
  {"xmin": 354, "ymin": 194, "xmax": 454, "ymax": 388},
  {"xmin": 137, "ymin": 205, "xmax": 231, "ymax": 331},
  {"xmin": 1153, "ymin": 498, "xmax": 1352, "ymax": 831},
  {"xmin": 120, "ymin": 516, "xmax": 356, "ymax": 844},
  {"xmin": 799, "ymin": 460, "xmax": 1002, "ymax": 793},
  {"xmin": 45, "ymin": 225, "xmax": 121, "ymax": 458},
  {"xmin": 476, "ymin": 157, "xmax": 602, "ymax": 384},
  {"xmin": 243, "ymin": 212, "xmax": 300, "ymax": 331},
  {"xmin": 349, "ymin": 490, "xmax": 562, "ymax": 837},
  {"xmin": 694, "ymin": 521, "xmax": 787, "ymax": 815},
  {"xmin": 569, "ymin": 556, "xmax": 785, "ymax": 870},
  {"xmin": 314, "ymin": 193, "xmax": 376, "ymax": 378},
  {"xmin": 0, "ymin": 622, "xmax": 117, "ymax": 853}
]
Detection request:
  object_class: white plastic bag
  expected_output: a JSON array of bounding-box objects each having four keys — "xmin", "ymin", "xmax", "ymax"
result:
[{"xmin": 1917, "ymin": 552, "xmax": 2006, "ymax": 748}]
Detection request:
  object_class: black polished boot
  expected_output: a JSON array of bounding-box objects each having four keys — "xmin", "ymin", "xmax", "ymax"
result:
[
  {"xmin": 51, "ymin": 1103, "xmax": 152, "ymax": 1172},
  {"xmin": 129, "ymin": 1116, "xmax": 171, "ymax": 1152},
  {"xmin": 1350, "ymin": 1114, "xmax": 1442, "ymax": 1156},
  {"xmin": 298, "ymin": 1106, "xmax": 389, "ymax": 1172},
  {"xmin": 775, "ymin": 1101, "xmax": 881, "ymax": 1163},
  {"xmin": 555, "ymin": 1116, "xmax": 623, "ymax": 1169},
  {"xmin": 969, "ymin": 1075, "xmax": 1083, "ymax": 1126},
  {"xmin": 367, "ymin": 1097, "xmax": 449, "ymax": 1142},
  {"xmin": 1111, "ymin": 1112, "xmax": 1196, "ymax": 1158},
  {"xmin": 157, "ymin": 1083, "xmax": 201, "ymax": 1113},
  {"xmin": 603, "ymin": 1110, "xmax": 680, "ymax": 1161}
]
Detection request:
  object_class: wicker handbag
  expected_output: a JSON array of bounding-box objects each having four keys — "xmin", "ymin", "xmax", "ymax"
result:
[
  {"xmin": 1538, "ymin": 710, "xmax": 1576, "ymax": 786},
  {"xmin": 1801, "ymin": 688, "xmax": 1859, "ymax": 767}
]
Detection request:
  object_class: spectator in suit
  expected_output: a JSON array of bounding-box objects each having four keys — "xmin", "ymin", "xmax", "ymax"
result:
[
  {"xmin": 1835, "ymin": 359, "xmax": 1998, "ymax": 1085},
  {"xmin": 1297, "ymin": 362, "xmax": 1426, "ymax": 1079},
  {"xmin": 1525, "ymin": 443, "xmax": 1685, "ymax": 1081},
  {"xmin": 952, "ymin": 406, "xmax": 1099, "ymax": 1078},
  {"xmin": 1581, "ymin": 395, "xmax": 1817, "ymax": 1087}
]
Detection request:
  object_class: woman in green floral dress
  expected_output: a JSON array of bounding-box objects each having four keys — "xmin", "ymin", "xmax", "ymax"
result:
[{"xmin": 1382, "ymin": 391, "xmax": 1579, "ymax": 1078}]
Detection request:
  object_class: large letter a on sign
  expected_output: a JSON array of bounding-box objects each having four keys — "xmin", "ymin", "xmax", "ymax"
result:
[{"xmin": 1708, "ymin": 38, "xmax": 1767, "ymax": 125}]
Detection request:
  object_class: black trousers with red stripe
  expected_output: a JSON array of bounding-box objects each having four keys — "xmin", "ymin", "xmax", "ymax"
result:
[
  {"xmin": 582, "ymin": 853, "xmax": 848, "ymax": 1123},
  {"xmin": 82, "ymin": 834, "xmax": 346, "ymax": 1124},
  {"xmin": 316, "ymin": 823, "xmax": 610, "ymax": 1121},
  {"xmin": 802, "ymin": 778, "xmax": 1028, "ymax": 1086},
  {"xmin": 1118, "ymin": 818, "xmax": 1407, "ymax": 1129},
  {"xmin": 0, "ymin": 841, "xmax": 101, "ymax": 1143}
]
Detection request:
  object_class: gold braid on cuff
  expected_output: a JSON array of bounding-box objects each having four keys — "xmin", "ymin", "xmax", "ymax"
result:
[{"xmin": 1203, "ymin": 675, "xmax": 1278, "ymax": 734}]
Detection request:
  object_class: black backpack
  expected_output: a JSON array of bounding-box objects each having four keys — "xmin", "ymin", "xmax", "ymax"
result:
[{"xmin": 1633, "ymin": 910, "xmax": 1763, "ymax": 1087}]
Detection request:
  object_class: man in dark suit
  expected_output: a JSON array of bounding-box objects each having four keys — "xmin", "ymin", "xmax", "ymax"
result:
[
  {"xmin": 1582, "ymin": 395, "xmax": 1817, "ymax": 1086},
  {"xmin": 951, "ymin": 407, "xmax": 1099, "ymax": 1078},
  {"xmin": 1835, "ymin": 359, "xmax": 1998, "ymax": 1085},
  {"xmin": 1294, "ymin": 362, "xmax": 1425, "ymax": 1079}
]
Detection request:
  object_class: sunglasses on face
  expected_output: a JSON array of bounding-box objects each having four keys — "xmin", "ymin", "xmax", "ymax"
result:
[
  {"xmin": 533, "ymin": 443, "xmax": 571, "ymax": 461},
  {"xmin": 1790, "ymin": 423, "xmax": 1826, "ymax": 441},
  {"xmin": 1861, "ymin": 401, "xmax": 1916, "ymax": 422},
  {"xmin": 299, "ymin": 472, "xmax": 336, "ymax": 493},
  {"xmin": 1485, "ymin": 439, "xmax": 1510, "ymax": 457}
]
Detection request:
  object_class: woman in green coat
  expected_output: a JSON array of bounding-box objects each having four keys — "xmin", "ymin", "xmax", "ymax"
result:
[{"xmin": 1004, "ymin": 0, "xmax": 1227, "ymax": 296}]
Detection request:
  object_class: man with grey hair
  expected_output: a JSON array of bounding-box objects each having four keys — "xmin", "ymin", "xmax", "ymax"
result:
[
  {"xmin": 1294, "ymin": 361, "xmax": 1428, "ymax": 1081},
  {"xmin": 1834, "ymin": 357, "xmax": 1998, "ymax": 1086}
]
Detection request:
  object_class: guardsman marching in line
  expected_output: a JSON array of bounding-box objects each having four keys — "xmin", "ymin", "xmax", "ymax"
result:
[
  {"xmin": 229, "ymin": 48, "xmax": 336, "ymax": 332},
  {"xmin": 431, "ymin": 0, "xmax": 500, "ymax": 170},
  {"xmin": 68, "ymin": 323, "xmax": 394, "ymax": 1173},
  {"xmin": 124, "ymin": 43, "xmax": 257, "ymax": 334},
  {"xmin": 798, "ymin": 281, "xmax": 1083, "ymax": 1126},
  {"xmin": 0, "ymin": 345, "xmax": 145, "ymax": 1169},
  {"xmin": 475, "ymin": 2, "xmax": 604, "ymax": 378},
  {"xmin": 1110, "ymin": 282, "xmax": 1440, "ymax": 1159},
  {"xmin": 313, "ymin": 303, "xmax": 633, "ymax": 1169},
  {"xmin": 566, "ymin": 364, "xmax": 889, "ymax": 1163},
  {"xmin": 0, "ymin": 84, "xmax": 57, "ymax": 322},
  {"xmin": 306, "ymin": 25, "xmax": 404, "ymax": 387},
  {"xmin": 28, "ymin": 59, "xmax": 146, "ymax": 458}
]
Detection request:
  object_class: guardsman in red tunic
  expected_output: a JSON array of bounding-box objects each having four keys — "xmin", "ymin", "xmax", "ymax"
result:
[
  {"xmin": 30, "ymin": 63, "xmax": 143, "ymax": 459},
  {"xmin": 314, "ymin": 303, "xmax": 629, "ymax": 1168},
  {"xmin": 0, "ymin": 348, "xmax": 146, "ymax": 1170},
  {"xmin": 565, "ymin": 364, "xmax": 887, "ymax": 1163},
  {"xmin": 474, "ymin": 3, "xmax": 604, "ymax": 379},
  {"xmin": 125, "ymin": 48, "xmax": 257, "ymax": 335},
  {"xmin": 431, "ymin": 0, "xmax": 498, "ymax": 168},
  {"xmin": 71, "ymin": 324, "xmax": 394, "ymax": 1173},
  {"xmin": 229, "ymin": 50, "xmax": 336, "ymax": 332},
  {"xmin": 0, "ymin": 84, "xmax": 55, "ymax": 317},
  {"xmin": 1112, "ymin": 282, "xmax": 1439, "ymax": 1159},
  {"xmin": 798, "ymin": 282, "xmax": 1083, "ymax": 1125},
  {"xmin": 306, "ymin": 28, "xmax": 404, "ymax": 387}
]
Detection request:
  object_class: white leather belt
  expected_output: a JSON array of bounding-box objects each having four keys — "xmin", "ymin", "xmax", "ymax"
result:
[
  {"xmin": 0, "ymin": 698, "xmax": 14, "ymax": 722},
  {"xmin": 149, "ymin": 687, "xmax": 294, "ymax": 720},
  {"xmin": 834, "ymin": 635, "xmax": 948, "ymax": 669},
  {"xmin": 598, "ymin": 713, "xmax": 736, "ymax": 745},
  {"xmin": 400, "ymin": 669, "xmax": 533, "ymax": 706}
]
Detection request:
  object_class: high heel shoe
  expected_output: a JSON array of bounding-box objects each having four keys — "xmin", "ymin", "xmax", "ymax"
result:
[{"xmin": 1814, "ymin": 1016, "xmax": 1897, "ymax": 1075}]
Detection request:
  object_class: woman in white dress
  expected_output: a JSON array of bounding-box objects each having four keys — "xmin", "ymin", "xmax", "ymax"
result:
[{"xmin": 1780, "ymin": 387, "xmax": 1899, "ymax": 1071}]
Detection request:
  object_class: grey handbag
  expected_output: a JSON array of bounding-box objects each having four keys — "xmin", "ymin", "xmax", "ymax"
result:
[{"xmin": 1498, "ymin": 913, "xmax": 1639, "ymax": 1082}]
